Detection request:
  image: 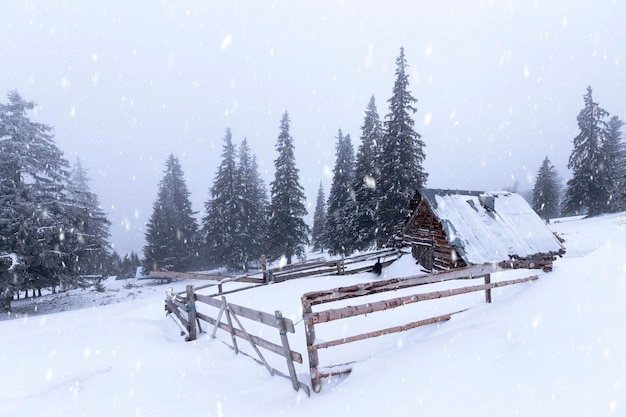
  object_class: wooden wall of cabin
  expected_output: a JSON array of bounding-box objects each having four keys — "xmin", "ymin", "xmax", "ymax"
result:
[{"xmin": 401, "ymin": 201, "xmax": 466, "ymax": 271}]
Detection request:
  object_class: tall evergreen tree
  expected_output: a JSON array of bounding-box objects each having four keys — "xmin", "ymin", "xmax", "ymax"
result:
[
  {"xmin": 602, "ymin": 116, "xmax": 625, "ymax": 212},
  {"xmin": 0, "ymin": 91, "xmax": 73, "ymax": 303},
  {"xmin": 143, "ymin": 154, "xmax": 199, "ymax": 272},
  {"xmin": 66, "ymin": 159, "xmax": 111, "ymax": 277},
  {"xmin": 532, "ymin": 157, "xmax": 562, "ymax": 221},
  {"xmin": 233, "ymin": 138, "xmax": 269, "ymax": 271},
  {"xmin": 377, "ymin": 48, "xmax": 427, "ymax": 246},
  {"xmin": 202, "ymin": 129, "xmax": 239, "ymax": 269},
  {"xmin": 350, "ymin": 95, "xmax": 383, "ymax": 251},
  {"xmin": 311, "ymin": 181, "xmax": 327, "ymax": 253},
  {"xmin": 563, "ymin": 86, "xmax": 610, "ymax": 216},
  {"xmin": 325, "ymin": 130, "xmax": 356, "ymax": 256},
  {"xmin": 267, "ymin": 112, "xmax": 310, "ymax": 264}
]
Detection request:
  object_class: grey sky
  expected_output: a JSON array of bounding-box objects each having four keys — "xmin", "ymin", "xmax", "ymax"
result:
[{"xmin": 2, "ymin": 1, "xmax": 625, "ymax": 255}]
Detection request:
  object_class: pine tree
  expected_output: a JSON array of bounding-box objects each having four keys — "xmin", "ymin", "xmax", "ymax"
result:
[
  {"xmin": 0, "ymin": 91, "xmax": 73, "ymax": 302},
  {"xmin": 325, "ymin": 130, "xmax": 356, "ymax": 256},
  {"xmin": 563, "ymin": 86, "xmax": 610, "ymax": 216},
  {"xmin": 311, "ymin": 182, "xmax": 327, "ymax": 253},
  {"xmin": 532, "ymin": 157, "xmax": 562, "ymax": 221},
  {"xmin": 377, "ymin": 48, "xmax": 427, "ymax": 247},
  {"xmin": 66, "ymin": 159, "xmax": 111, "ymax": 277},
  {"xmin": 202, "ymin": 129, "xmax": 240, "ymax": 269},
  {"xmin": 351, "ymin": 95, "xmax": 383, "ymax": 251},
  {"xmin": 267, "ymin": 112, "xmax": 310, "ymax": 264},
  {"xmin": 232, "ymin": 138, "xmax": 269, "ymax": 271},
  {"xmin": 144, "ymin": 154, "xmax": 200, "ymax": 272},
  {"xmin": 602, "ymin": 116, "xmax": 625, "ymax": 212}
]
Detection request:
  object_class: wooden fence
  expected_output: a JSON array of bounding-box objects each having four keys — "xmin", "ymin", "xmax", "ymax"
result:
[
  {"xmin": 151, "ymin": 248, "xmax": 403, "ymax": 285},
  {"xmin": 164, "ymin": 259, "xmax": 541, "ymax": 395},
  {"xmin": 165, "ymin": 283, "xmax": 310, "ymax": 396},
  {"xmin": 301, "ymin": 263, "xmax": 539, "ymax": 393}
]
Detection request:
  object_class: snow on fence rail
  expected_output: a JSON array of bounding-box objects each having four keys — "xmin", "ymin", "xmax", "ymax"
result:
[
  {"xmin": 165, "ymin": 284, "xmax": 310, "ymax": 396},
  {"xmin": 301, "ymin": 263, "xmax": 539, "ymax": 393}
]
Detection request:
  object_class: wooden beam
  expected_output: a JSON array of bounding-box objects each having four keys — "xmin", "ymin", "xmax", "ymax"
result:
[
  {"xmin": 308, "ymin": 274, "xmax": 538, "ymax": 325},
  {"xmin": 310, "ymin": 309, "xmax": 467, "ymax": 351}
]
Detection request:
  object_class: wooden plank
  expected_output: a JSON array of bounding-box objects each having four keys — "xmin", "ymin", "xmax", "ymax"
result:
[
  {"xmin": 276, "ymin": 310, "xmax": 301, "ymax": 392},
  {"xmin": 227, "ymin": 304, "xmax": 275, "ymax": 376},
  {"xmin": 150, "ymin": 270, "xmax": 233, "ymax": 281},
  {"xmin": 165, "ymin": 298, "xmax": 188, "ymax": 329},
  {"xmin": 149, "ymin": 270, "xmax": 264, "ymax": 284},
  {"xmin": 185, "ymin": 285, "xmax": 197, "ymax": 341},
  {"xmin": 308, "ymin": 275, "xmax": 538, "ymax": 325},
  {"xmin": 195, "ymin": 293, "xmax": 223, "ymax": 309},
  {"xmin": 302, "ymin": 263, "xmax": 502, "ymax": 306},
  {"xmin": 310, "ymin": 309, "xmax": 467, "ymax": 350},
  {"xmin": 196, "ymin": 311, "xmax": 303, "ymax": 364},
  {"xmin": 195, "ymin": 293, "xmax": 295, "ymax": 333}
]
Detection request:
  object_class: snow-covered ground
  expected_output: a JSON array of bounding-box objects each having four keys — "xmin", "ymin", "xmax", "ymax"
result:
[{"xmin": 1, "ymin": 213, "xmax": 625, "ymax": 417}]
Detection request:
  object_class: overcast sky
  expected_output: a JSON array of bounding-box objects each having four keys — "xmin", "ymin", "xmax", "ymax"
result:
[{"xmin": 2, "ymin": 1, "xmax": 625, "ymax": 255}]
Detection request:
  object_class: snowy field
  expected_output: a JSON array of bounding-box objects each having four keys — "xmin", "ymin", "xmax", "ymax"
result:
[{"xmin": 1, "ymin": 212, "xmax": 625, "ymax": 417}]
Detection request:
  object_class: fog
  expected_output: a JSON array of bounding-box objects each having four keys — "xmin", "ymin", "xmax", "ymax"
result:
[{"xmin": 1, "ymin": 1, "xmax": 625, "ymax": 255}]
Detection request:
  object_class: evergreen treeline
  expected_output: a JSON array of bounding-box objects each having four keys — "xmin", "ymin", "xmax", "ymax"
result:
[
  {"xmin": 0, "ymin": 91, "xmax": 112, "ymax": 311},
  {"xmin": 323, "ymin": 47, "xmax": 427, "ymax": 254},
  {"xmin": 532, "ymin": 86, "xmax": 626, "ymax": 221}
]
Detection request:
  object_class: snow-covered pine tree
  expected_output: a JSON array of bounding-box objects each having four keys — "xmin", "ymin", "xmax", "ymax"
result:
[
  {"xmin": 602, "ymin": 116, "xmax": 625, "ymax": 212},
  {"xmin": 0, "ymin": 91, "xmax": 73, "ymax": 301},
  {"xmin": 232, "ymin": 138, "xmax": 269, "ymax": 271},
  {"xmin": 311, "ymin": 181, "xmax": 327, "ymax": 253},
  {"xmin": 377, "ymin": 48, "xmax": 427, "ymax": 247},
  {"xmin": 267, "ymin": 112, "xmax": 310, "ymax": 264},
  {"xmin": 563, "ymin": 86, "xmax": 610, "ymax": 216},
  {"xmin": 143, "ymin": 154, "xmax": 200, "ymax": 272},
  {"xmin": 65, "ymin": 159, "xmax": 111, "ymax": 279},
  {"xmin": 532, "ymin": 157, "xmax": 562, "ymax": 221},
  {"xmin": 324, "ymin": 130, "xmax": 356, "ymax": 256},
  {"xmin": 202, "ymin": 129, "xmax": 239, "ymax": 269},
  {"xmin": 351, "ymin": 95, "xmax": 383, "ymax": 251}
]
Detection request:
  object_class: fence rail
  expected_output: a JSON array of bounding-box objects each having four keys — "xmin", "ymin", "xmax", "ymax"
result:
[
  {"xmin": 301, "ymin": 263, "xmax": 539, "ymax": 393},
  {"xmin": 165, "ymin": 284, "xmax": 310, "ymax": 396}
]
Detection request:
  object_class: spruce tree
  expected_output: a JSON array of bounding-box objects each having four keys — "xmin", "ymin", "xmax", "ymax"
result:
[
  {"xmin": 602, "ymin": 116, "xmax": 625, "ymax": 212},
  {"xmin": 0, "ymin": 91, "xmax": 73, "ymax": 301},
  {"xmin": 233, "ymin": 138, "xmax": 269, "ymax": 271},
  {"xmin": 66, "ymin": 159, "xmax": 111, "ymax": 277},
  {"xmin": 532, "ymin": 157, "xmax": 562, "ymax": 221},
  {"xmin": 143, "ymin": 154, "xmax": 200, "ymax": 272},
  {"xmin": 351, "ymin": 95, "xmax": 383, "ymax": 251},
  {"xmin": 267, "ymin": 112, "xmax": 310, "ymax": 264},
  {"xmin": 377, "ymin": 48, "xmax": 427, "ymax": 247},
  {"xmin": 311, "ymin": 182, "xmax": 327, "ymax": 253},
  {"xmin": 202, "ymin": 129, "xmax": 239, "ymax": 269},
  {"xmin": 563, "ymin": 86, "xmax": 610, "ymax": 216},
  {"xmin": 324, "ymin": 130, "xmax": 356, "ymax": 256}
]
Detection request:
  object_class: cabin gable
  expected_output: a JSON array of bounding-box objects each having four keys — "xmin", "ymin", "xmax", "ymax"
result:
[{"xmin": 395, "ymin": 189, "xmax": 565, "ymax": 271}]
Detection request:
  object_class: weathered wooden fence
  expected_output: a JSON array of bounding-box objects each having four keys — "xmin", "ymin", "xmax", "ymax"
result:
[
  {"xmin": 165, "ymin": 283, "xmax": 310, "ymax": 396},
  {"xmin": 301, "ymin": 263, "xmax": 539, "ymax": 393},
  {"xmin": 151, "ymin": 249, "xmax": 403, "ymax": 285}
]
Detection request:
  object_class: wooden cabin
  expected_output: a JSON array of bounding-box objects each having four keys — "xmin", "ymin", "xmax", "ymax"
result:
[{"xmin": 393, "ymin": 189, "xmax": 565, "ymax": 271}]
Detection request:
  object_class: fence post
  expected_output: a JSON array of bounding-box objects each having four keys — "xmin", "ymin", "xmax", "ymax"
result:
[
  {"xmin": 185, "ymin": 285, "xmax": 197, "ymax": 341},
  {"xmin": 275, "ymin": 310, "xmax": 301, "ymax": 393},
  {"xmin": 222, "ymin": 296, "xmax": 239, "ymax": 354},
  {"xmin": 484, "ymin": 274, "xmax": 492, "ymax": 303},
  {"xmin": 261, "ymin": 254, "xmax": 267, "ymax": 282},
  {"xmin": 302, "ymin": 297, "xmax": 322, "ymax": 393}
]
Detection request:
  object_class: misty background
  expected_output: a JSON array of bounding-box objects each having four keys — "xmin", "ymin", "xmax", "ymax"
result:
[{"xmin": 1, "ymin": 0, "xmax": 625, "ymax": 255}]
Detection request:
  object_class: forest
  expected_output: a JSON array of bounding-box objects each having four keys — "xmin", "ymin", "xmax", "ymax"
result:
[{"xmin": 1, "ymin": 48, "xmax": 625, "ymax": 313}]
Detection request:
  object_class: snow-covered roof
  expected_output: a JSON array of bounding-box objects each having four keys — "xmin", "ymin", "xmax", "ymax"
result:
[{"xmin": 418, "ymin": 189, "xmax": 565, "ymax": 264}]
